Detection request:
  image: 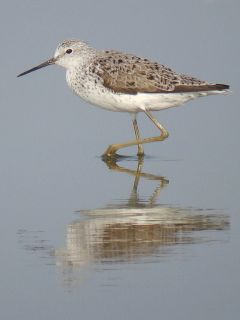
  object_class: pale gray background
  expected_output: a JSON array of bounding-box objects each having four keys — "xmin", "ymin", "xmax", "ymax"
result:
[{"xmin": 1, "ymin": 0, "xmax": 240, "ymax": 319}]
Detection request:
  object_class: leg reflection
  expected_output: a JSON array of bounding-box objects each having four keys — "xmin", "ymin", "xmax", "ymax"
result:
[
  {"xmin": 102, "ymin": 156, "xmax": 169, "ymax": 208},
  {"xmin": 19, "ymin": 157, "xmax": 230, "ymax": 287}
]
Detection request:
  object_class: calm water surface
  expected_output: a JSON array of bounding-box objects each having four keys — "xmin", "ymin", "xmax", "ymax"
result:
[
  {"xmin": 1, "ymin": 1, "xmax": 240, "ymax": 319},
  {"xmin": 3, "ymin": 153, "xmax": 238, "ymax": 319}
]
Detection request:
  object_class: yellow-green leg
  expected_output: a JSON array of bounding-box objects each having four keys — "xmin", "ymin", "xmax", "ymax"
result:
[
  {"xmin": 102, "ymin": 110, "xmax": 169, "ymax": 158},
  {"xmin": 132, "ymin": 115, "xmax": 144, "ymax": 156}
]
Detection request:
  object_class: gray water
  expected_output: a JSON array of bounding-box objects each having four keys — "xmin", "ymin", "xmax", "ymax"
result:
[{"xmin": 1, "ymin": 1, "xmax": 240, "ymax": 319}]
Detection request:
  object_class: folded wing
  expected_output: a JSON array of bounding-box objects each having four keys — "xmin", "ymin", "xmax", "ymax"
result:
[{"xmin": 92, "ymin": 51, "xmax": 229, "ymax": 94}]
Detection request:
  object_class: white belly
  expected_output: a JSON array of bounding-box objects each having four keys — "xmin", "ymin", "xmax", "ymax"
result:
[
  {"xmin": 74, "ymin": 89, "xmax": 222, "ymax": 113},
  {"xmin": 88, "ymin": 91, "xmax": 206, "ymax": 112},
  {"xmin": 66, "ymin": 71, "xmax": 224, "ymax": 113}
]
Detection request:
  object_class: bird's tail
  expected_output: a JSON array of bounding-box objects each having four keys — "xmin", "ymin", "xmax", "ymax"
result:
[{"xmin": 212, "ymin": 83, "xmax": 230, "ymax": 91}]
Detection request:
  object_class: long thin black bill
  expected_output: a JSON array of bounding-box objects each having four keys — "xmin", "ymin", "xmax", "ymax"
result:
[{"xmin": 17, "ymin": 57, "xmax": 56, "ymax": 77}]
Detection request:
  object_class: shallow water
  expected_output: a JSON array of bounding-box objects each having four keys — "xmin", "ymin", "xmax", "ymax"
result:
[
  {"xmin": 1, "ymin": 1, "xmax": 240, "ymax": 319},
  {"xmin": 2, "ymin": 152, "xmax": 238, "ymax": 319}
]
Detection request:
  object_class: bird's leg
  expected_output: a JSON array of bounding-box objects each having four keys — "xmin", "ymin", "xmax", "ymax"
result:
[
  {"xmin": 144, "ymin": 110, "xmax": 169, "ymax": 139},
  {"xmin": 132, "ymin": 115, "xmax": 144, "ymax": 156},
  {"xmin": 102, "ymin": 110, "xmax": 169, "ymax": 158}
]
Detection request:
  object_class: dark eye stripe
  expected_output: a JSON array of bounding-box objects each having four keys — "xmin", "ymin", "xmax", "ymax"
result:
[{"xmin": 66, "ymin": 49, "xmax": 72, "ymax": 54}]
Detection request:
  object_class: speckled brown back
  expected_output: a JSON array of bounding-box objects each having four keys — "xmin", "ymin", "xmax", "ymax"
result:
[{"xmin": 90, "ymin": 51, "xmax": 228, "ymax": 94}]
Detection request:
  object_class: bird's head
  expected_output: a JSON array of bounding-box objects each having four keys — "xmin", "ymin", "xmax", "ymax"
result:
[{"xmin": 17, "ymin": 39, "xmax": 91, "ymax": 77}]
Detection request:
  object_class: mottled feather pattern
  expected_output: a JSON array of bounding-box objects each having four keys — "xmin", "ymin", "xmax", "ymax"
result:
[
  {"xmin": 89, "ymin": 50, "xmax": 228, "ymax": 95},
  {"xmin": 17, "ymin": 38, "xmax": 230, "ymax": 166}
]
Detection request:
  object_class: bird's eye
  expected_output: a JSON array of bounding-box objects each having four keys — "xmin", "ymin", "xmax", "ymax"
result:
[{"xmin": 66, "ymin": 49, "xmax": 73, "ymax": 54}]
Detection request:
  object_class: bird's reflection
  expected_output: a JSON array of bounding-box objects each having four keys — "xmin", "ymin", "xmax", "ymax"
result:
[{"xmin": 55, "ymin": 157, "xmax": 229, "ymax": 269}]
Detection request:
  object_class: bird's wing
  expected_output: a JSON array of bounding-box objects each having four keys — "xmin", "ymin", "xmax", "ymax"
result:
[{"xmin": 90, "ymin": 51, "xmax": 213, "ymax": 95}]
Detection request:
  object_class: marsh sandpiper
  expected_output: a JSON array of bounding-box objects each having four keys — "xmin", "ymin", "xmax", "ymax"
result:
[{"xmin": 18, "ymin": 40, "xmax": 229, "ymax": 158}]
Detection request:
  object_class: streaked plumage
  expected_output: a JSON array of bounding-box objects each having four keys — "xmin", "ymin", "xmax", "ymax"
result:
[
  {"xmin": 92, "ymin": 50, "xmax": 228, "ymax": 94},
  {"xmin": 18, "ymin": 39, "xmax": 230, "ymax": 157}
]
